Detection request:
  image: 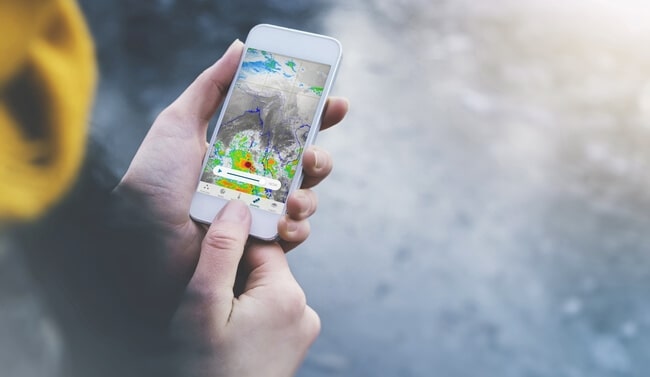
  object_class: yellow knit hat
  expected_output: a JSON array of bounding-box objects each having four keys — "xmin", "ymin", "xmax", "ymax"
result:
[{"xmin": 0, "ymin": 0, "xmax": 96, "ymax": 222}]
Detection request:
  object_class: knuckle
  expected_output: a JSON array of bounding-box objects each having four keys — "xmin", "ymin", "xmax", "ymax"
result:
[
  {"xmin": 304, "ymin": 307, "xmax": 321, "ymax": 341},
  {"xmin": 206, "ymin": 73, "xmax": 230, "ymax": 98},
  {"xmin": 202, "ymin": 226, "xmax": 243, "ymax": 253},
  {"xmin": 273, "ymin": 284, "xmax": 308, "ymax": 321}
]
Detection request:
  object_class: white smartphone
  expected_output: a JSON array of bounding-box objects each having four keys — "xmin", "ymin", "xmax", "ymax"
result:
[{"xmin": 189, "ymin": 24, "xmax": 343, "ymax": 240}]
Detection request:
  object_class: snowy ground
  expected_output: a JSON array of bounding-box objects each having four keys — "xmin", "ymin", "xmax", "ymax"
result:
[{"xmin": 3, "ymin": 0, "xmax": 650, "ymax": 376}]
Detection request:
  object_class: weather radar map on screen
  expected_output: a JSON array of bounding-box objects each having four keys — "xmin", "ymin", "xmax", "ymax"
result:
[{"xmin": 198, "ymin": 48, "xmax": 331, "ymax": 213}]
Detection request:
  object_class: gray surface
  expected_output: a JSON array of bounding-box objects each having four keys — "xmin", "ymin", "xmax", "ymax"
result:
[
  {"xmin": 3, "ymin": 0, "xmax": 650, "ymax": 376},
  {"xmin": 300, "ymin": 1, "xmax": 650, "ymax": 375}
]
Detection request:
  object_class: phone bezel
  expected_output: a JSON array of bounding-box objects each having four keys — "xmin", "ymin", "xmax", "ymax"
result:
[{"xmin": 189, "ymin": 24, "xmax": 342, "ymax": 240}]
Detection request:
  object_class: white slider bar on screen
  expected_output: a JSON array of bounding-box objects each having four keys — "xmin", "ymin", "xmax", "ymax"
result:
[{"xmin": 213, "ymin": 166, "xmax": 281, "ymax": 191}]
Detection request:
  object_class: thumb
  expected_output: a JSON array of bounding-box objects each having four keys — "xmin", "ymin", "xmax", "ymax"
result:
[{"xmin": 186, "ymin": 201, "xmax": 251, "ymax": 322}]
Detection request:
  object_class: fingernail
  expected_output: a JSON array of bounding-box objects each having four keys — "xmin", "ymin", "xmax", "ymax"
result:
[
  {"xmin": 286, "ymin": 220, "xmax": 298, "ymax": 233},
  {"xmin": 293, "ymin": 191, "xmax": 311, "ymax": 217},
  {"xmin": 313, "ymin": 149, "xmax": 321, "ymax": 170},
  {"xmin": 228, "ymin": 39, "xmax": 243, "ymax": 51},
  {"xmin": 218, "ymin": 39, "xmax": 242, "ymax": 60},
  {"xmin": 216, "ymin": 200, "xmax": 249, "ymax": 222}
]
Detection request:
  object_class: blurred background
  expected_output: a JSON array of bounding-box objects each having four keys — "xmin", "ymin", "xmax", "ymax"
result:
[{"xmin": 3, "ymin": 0, "xmax": 650, "ymax": 376}]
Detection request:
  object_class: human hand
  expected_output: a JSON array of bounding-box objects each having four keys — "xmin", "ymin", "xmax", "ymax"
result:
[
  {"xmin": 114, "ymin": 41, "xmax": 346, "ymax": 374},
  {"xmin": 172, "ymin": 200, "xmax": 320, "ymax": 377},
  {"xmin": 117, "ymin": 39, "xmax": 348, "ymax": 284},
  {"xmin": 21, "ymin": 39, "xmax": 345, "ymax": 377}
]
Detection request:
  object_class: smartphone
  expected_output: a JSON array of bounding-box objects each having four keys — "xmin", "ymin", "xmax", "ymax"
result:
[{"xmin": 189, "ymin": 24, "xmax": 343, "ymax": 240}]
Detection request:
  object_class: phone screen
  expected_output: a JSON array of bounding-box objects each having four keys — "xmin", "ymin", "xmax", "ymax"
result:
[{"xmin": 197, "ymin": 48, "xmax": 331, "ymax": 214}]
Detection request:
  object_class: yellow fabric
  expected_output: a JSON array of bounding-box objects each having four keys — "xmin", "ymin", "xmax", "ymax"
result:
[{"xmin": 0, "ymin": 0, "xmax": 96, "ymax": 222}]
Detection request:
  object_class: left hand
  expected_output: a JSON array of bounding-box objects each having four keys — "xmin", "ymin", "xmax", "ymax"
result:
[{"xmin": 116, "ymin": 39, "xmax": 348, "ymax": 287}]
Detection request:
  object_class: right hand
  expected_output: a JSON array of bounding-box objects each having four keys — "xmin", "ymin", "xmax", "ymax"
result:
[{"xmin": 171, "ymin": 200, "xmax": 320, "ymax": 377}]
